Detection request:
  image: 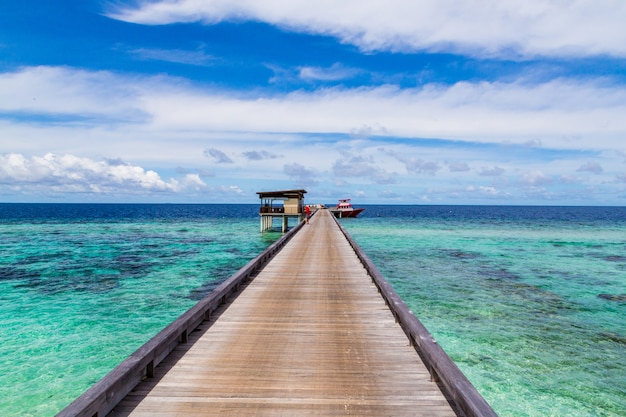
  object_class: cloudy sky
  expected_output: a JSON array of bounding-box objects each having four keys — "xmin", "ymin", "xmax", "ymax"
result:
[{"xmin": 1, "ymin": 1, "xmax": 626, "ymax": 204}]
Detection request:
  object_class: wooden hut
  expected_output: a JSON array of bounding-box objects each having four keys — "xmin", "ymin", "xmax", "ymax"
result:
[{"xmin": 257, "ymin": 189, "xmax": 307, "ymax": 232}]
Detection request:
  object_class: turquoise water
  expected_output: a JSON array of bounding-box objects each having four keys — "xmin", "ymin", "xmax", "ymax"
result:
[
  {"xmin": 1, "ymin": 204, "xmax": 625, "ymax": 416},
  {"xmin": 0, "ymin": 204, "xmax": 281, "ymax": 416},
  {"xmin": 341, "ymin": 206, "xmax": 626, "ymax": 417}
]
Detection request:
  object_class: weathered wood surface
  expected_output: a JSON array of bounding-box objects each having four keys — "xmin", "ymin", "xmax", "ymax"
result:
[
  {"xmin": 335, "ymin": 218, "xmax": 498, "ymax": 417},
  {"xmin": 57, "ymin": 220, "xmax": 304, "ymax": 417},
  {"xmin": 109, "ymin": 209, "xmax": 460, "ymax": 416}
]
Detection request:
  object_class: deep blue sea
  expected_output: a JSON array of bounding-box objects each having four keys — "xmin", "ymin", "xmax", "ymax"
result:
[{"xmin": 1, "ymin": 204, "xmax": 624, "ymax": 416}]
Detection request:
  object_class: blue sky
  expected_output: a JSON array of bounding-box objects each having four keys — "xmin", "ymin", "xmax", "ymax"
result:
[{"xmin": 1, "ymin": 1, "xmax": 626, "ymax": 205}]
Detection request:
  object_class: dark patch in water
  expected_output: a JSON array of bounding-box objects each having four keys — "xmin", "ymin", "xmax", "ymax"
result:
[
  {"xmin": 479, "ymin": 269, "xmax": 588, "ymax": 315},
  {"xmin": 452, "ymin": 251, "xmax": 478, "ymax": 259},
  {"xmin": 13, "ymin": 272, "xmax": 122, "ymax": 295},
  {"xmin": 441, "ymin": 249, "xmax": 479, "ymax": 260},
  {"xmin": 605, "ymin": 255, "xmax": 626, "ymax": 262},
  {"xmin": 114, "ymin": 254, "xmax": 149, "ymax": 269},
  {"xmin": 598, "ymin": 293, "xmax": 626, "ymax": 302},
  {"xmin": 184, "ymin": 237, "xmax": 216, "ymax": 244},
  {"xmin": 483, "ymin": 267, "xmax": 521, "ymax": 281},
  {"xmin": 187, "ymin": 281, "xmax": 221, "ymax": 301},
  {"xmin": 459, "ymin": 353, "xmax": 496, "ymax": 366},
  {"xmin": 549, "ymin": 240, "xmax": 602, "ymax": 248},
  {"xmin": 224, "ymin": 247, "xmax": 244, "ymax": 255},
  {"xmin": 599, "ymin": 331, "xmax": 626, "ymax": 346},
  {"xmin": 154, "ymin": 249, "xmax": 199, "ymax": 260},
  {"xmin": 140, "ymin": 243, "xmax": 161, "ymax": 249},
  {"xmin": 0, "ymin": 266, "xmax": 42, "ymax": 282},
  {"xmin": 47, "ymin": 275, "xmax": 121, "ymax": 294}
]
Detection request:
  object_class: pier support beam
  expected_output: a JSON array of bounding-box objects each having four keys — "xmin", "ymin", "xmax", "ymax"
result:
[{"xmin": 260, "ymin": 215, "xmax": 270, "ymax": 232}]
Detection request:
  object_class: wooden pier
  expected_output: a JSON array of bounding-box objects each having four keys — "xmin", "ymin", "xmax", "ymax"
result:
[{"xmin": 58, "ymin": 209, "xmax": 497, "ymax": 417}]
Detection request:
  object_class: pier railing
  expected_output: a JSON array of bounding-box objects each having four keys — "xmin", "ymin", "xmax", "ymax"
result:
[
  {"xmin": 333, "ymin": 216, "xmax": 499, "ymax": 417},
  {"xmin": 56, "ymin": 220, "xmax": 306, "ymax": 417}
]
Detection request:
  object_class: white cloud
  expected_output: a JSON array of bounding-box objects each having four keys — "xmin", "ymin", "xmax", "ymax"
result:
[
  {"xmin": 107, "ymin": 0, "xmax": 626, "ymax": 58},
  {"xmin": 242, "ymin": 150, "xmax": 280, "ymax": 161},
  {"xmin": 386, "ymin": 152, "xmax": 440, "ymax": 175},
  {"xmin": 143, "ymin": 80, "xmax": 626, "ymax": 151},
  {"xmin": 0, "ymin": 66, "xmax": 146, "ymax": 122},
  {"xmin": 0, "ymin": 153, "xmax": 205, "ymax": 194},
  {"xmin": 466, "ymin": 185, "xmax": 510, "ymax": 197},
  {"xmin": 298, "ymin": 63, "xmax": 359, "ymax": 82},
  {"xmin": 223, "ymin": 185, "xmax": 244, "ymax": 195},
  {"xmin": 577, "ymin": 161, "xmax": 604, "ymax": 174},
  {"xmin": 447, "ymin": 162, "xmax": 471, "ymax": 172},
  {"xmin": 283, "ymin": 163, "xmax": 318, "ymax": 187},
  {"xmin": 3, "ymin": 66, "xmax": 626, "ymax": 153},
  {"xmin": 204, "ymin": 148, "xmax": 234, "ymax": 163},
  {"xmin": 181, "ymin": 173, "xmax": 207, "ymax": 189},
  {"xmin": 2, "ymin": 66, "xmax": 626, "ymax": 204},
  {"xmin": 521, "ymin": 170, "xmax": 553, "ymax": 186},
  {"xmin": 331, "ymin": 153, "xmax": 397, "ymax": 184},
  {"xmin": 478, "ymin": 166, "xmax": 506, "ymax": 177}
]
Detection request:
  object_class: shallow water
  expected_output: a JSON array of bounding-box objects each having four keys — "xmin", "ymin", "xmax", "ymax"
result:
[
  {"xmin": 1, "ymin": 204, "xmax": 624, "ymax": 416},
  {"xmin": 341, "ymin": 205, "xmax": 626, "ymax": 417},
  {"xmin": 0, "ymin": 204, "xmax": 282, "ymax": 416}
]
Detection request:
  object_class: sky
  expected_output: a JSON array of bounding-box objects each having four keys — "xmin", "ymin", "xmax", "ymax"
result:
[{"xmin": 1, "ymin": 1, "xmax": 626, "ymax": 205}]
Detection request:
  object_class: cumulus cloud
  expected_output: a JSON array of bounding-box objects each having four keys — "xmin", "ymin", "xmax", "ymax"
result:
[
  {"xmin": 0, "ymin": 153, "xmax": 204, "ymax": 194},
  {"xmin": 479, "ymin": 166, "xmax": 506, "ymax": 177},
  {"xmin": 242, "ymin": 150, "xmax": 280, "ymax": 161},
  {"xmin": 447, "ymin": 162, "xmax": 471, "ymax": 172},
  {"xmin": 332, "ymin": 153, "xmax": 396, "ymax": 184},
  {"xmin": 521, "ymin": 170, "xmax": 553, "ymax": 186},
  {"xmin": 107, "ymin": 0, "xmax": 626, "ymax": 59},
  {"xmin": 466, "ymin": 185, "xmax": 510, "ymax": 197},
  {"xmin": 283, "ymin": 163, "xmax": 318, "ymax": 186},
  {"xmin": 332, "ymin": 154, "xmax": 375, "ymax": 177},
  {"xmin": 222, "ymin": 185, "xmax": 244, "ymax": 195},
  {"xmin": 204, "ymin": 148, "xmax": 233, "ymax": 163},
  {"xmin": 577, "ymin": 161, "xmax": 604, "ymax": 174},
  {"xmin": 385, "ymin": 150, "xmax": 440, "ymax": 175},
  {"xmin": 177, "ymin": 166, "xmax": 215, "ymax": 178}
]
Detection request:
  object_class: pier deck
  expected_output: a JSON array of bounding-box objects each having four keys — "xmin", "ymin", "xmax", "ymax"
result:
[{"xmin": 109, "ymin": 209, "xmax": 459, "ymax": 416}]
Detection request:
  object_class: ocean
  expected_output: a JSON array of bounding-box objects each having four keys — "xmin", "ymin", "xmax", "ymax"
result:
[{"xmin": 0, "ymin": 204, "xmax": 624, "ymax": 416}]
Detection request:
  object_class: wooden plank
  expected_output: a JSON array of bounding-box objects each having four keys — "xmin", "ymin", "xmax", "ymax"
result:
[
  {"xmin": 109, "ymin": 210, "xmax": 460, "ymax": 417},
  {"xmin": 57, "ymin": 221, "xmax": 305, "ymax": 417},
  {"xmin": 336, "ymin": 218, "xmax": 498, "ymax": 417}
]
